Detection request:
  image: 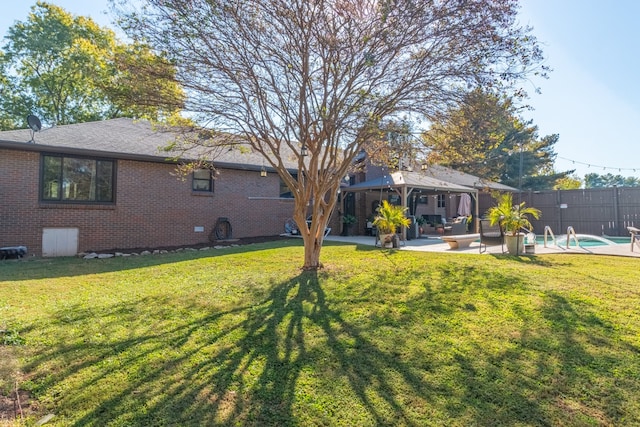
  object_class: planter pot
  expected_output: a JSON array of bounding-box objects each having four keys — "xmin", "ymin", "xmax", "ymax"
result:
[
  {"xmin": 343, "ymin": 224, "xmax": 355, "ymax": 236},
  {"xmin": 505, "ymin": 233, "xmax": 525, "ymax": 255},
  {"xmin": 379, "ymin": 233, "xmax": 395, "ymax": 248}
]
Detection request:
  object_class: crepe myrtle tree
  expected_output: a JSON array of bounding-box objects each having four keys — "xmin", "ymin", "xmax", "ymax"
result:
[{"xmin": 113, "ymin": 0, "xmax": 546, "ymax": 270}]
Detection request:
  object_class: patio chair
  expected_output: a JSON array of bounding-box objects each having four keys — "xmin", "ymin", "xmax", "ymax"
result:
[
  {"xmin": 479, "ymin": 219, "xmax": 504, "ymax": 254},
  {"xmin": 444, "ymin": 216, "xmax": 468, "ymax": 235},
  {"xmin": 628, "ymin": 226, "xmax": 640, "ymax": 252}
]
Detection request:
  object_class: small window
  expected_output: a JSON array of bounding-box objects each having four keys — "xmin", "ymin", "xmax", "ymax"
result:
[
  {"xmin": 279, "ymin": 178, "xmax": 294, "ymax": 198},
  {"xmin": 437, "ymin": 194, "xmax": 446, "ymax": 208},
  {"xmin": 193, "ymin": 169, "xmax": 213, "ymax": 192},
  {"xmin": 41, "ymin": 154, "xmax": 115, "ymax": 203},
  {"xmin": 418, "ymin": 195, "xmax": 429, "ymax": 204}
]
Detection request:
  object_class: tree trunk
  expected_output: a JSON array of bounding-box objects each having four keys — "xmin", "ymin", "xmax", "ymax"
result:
[
  {"xmin": 302, "ymin": 232, "xmax": 324, "ymax": 270},
  {"xmin": 297, "ymin": 198, "xmax": 335, "ymax": 270}
]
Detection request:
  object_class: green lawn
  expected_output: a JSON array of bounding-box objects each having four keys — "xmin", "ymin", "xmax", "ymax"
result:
[{"xmin": 1, "ymin": 241, "xmax": 639, "ymax": 426}]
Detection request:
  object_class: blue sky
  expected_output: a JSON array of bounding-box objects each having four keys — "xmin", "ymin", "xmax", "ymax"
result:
[{"xmin": 2, "ymin": 1, "xmax": 639, "ymax": 179}]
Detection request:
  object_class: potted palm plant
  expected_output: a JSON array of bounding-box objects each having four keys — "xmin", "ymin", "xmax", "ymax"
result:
[
  {"xmin": 486, "ymin": 192, "xmax": 541, "ymax": 255},
  {"xmin": 372, "ymin": 200, "xmax": 411, "ymax": 248},
  {"xmin": 415, "ymin": 216, "xmax": 427, "ymax": 236}
]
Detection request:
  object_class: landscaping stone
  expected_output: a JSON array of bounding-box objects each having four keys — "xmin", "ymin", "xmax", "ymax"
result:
[{"xmin": 73, "ymin": 236, "xmax": 286, "ymax": 260}]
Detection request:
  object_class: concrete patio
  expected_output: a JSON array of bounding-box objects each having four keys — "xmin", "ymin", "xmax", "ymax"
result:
[{"xmin": 323, "ymin": 234, "xmax": 640, "ymax": 258}]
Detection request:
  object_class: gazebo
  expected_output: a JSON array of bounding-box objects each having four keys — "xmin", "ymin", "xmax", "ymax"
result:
[{"xmin": 342, "ymin": 170, "xmax": 479, "ymax": 238}]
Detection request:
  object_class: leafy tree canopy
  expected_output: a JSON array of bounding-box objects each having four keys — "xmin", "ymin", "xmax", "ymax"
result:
[
  {"xmin": 584, "ymin": 173, "xmax": 640, "ymax": 188},
  {"xmin": 114, "ymin": 0, "xmax": 546, "ymax": 269},
  {"xmin": 422, "ymin": 88, "xmax": 572, "ymax": 190},
  {"xmin": 0, "ymin": 1, "xmax": 183, "ymax": 129},
  {"xmin": 553, "ymin": 175, "xmax": 582, "ymax": 190}
]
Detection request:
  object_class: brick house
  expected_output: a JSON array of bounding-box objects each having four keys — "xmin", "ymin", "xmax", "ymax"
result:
[
  {"xmin": 0, "ymin": 118, "xmax": 298, "ymax": 256},
  {"xmin": 1, "ymin": 117, "xmax": 515, "ymax": 256}
]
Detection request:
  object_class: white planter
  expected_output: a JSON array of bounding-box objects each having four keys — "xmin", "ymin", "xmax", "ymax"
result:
[{"xmin": 505, "ymin": 233, "xmax": 525, "ymax": 255}]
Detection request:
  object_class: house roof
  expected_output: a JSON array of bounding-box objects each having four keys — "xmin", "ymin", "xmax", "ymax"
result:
[
  {"xmin": 0, "ymin": 118, "xmax": 517, "ymax": 191},
  {"xmin": 345, "ymin": 170, "xmax": 477, "ymax": 194},
  {"xmin": 0, "ymin": 118, "xmax": 295, "ymax": 171},
  {"xmin": 423, "ymin": 164, "xmax": 517, "ymax": 192}
]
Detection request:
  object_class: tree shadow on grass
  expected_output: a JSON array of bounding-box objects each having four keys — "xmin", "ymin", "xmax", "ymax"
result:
[
  {"xmin": 19, "ymin": 265, "xmax": 639, "ymax": 426},
  {"xmin": 23, "ymin": 272, "xmax": 434, "ymax": 425},
  {"xmin": 0, "ymin": 240, "xmax": 302, "ymax": 281}
]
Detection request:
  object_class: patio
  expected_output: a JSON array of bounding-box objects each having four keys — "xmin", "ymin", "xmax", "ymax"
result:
[{"xmin": 323, "ymin": 234, "xmax": 640, "ymax": 258}]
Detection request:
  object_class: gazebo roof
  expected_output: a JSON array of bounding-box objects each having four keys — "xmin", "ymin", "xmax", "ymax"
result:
[
  {"xmin": 423, "ymin": 164, "xmax": 517, "ymax": 192},
  {"xmin": 344, "ymin": 171, "xmax": 477, "ymax": 194}
]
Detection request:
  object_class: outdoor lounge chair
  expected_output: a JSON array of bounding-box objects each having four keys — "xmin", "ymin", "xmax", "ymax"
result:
[
  {"xmin": 628, "ymin": 226, "xmax": 640, "ymax": 252},
  {"xmin": 444, "ymin": 216, "xmax": 468, "ymax": 235},
  {"xmin": 479, "ymin": 219, "xmax": 504, "ymax": 254}
]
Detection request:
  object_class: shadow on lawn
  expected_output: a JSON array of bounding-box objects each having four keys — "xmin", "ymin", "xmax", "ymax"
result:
[
  {"xmin": 0, "ymin": 240, "xmax": 302, "ymax": 281},
  {"xmin": 21, "ymin": 266, "xmax": 636, "ymax": 425}
]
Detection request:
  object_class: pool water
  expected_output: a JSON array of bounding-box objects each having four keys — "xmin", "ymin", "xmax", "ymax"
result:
[{"xmin": 536, "ymin": 235, "xmax": 631, "ymax": 247}]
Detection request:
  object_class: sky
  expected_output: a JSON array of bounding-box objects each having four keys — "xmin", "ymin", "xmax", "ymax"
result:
[{"xmin": 1, "ymin": 1, "xmax": 639, "ymax": 180}]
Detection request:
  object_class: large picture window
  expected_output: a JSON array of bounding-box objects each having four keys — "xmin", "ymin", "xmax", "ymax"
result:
[{"xmin": 41, "ymin": 154, "xmax": 115, "ymax": 203}]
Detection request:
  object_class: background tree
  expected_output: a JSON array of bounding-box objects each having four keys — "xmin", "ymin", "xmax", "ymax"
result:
[
  {"xmin": 553, "ymin": 175, "xmax": 582, "ymax": 190},
  {"xmin": 422, "ymin": 89, "xmax": 571, "ymax": 190},
  {"xmin": 584, "ymin": 173, "xmax": 640, "ymax": 188},
  {"xmin": 115, "ymin": 0, "xmax": 545, "ymax": 270},
  {"xmin": 365, "ymin": 119, "xmax": 420, "ymax": 172},
  {"xmin": 0, "ymin": 1, "xmax": 183, "ymax": 129}
]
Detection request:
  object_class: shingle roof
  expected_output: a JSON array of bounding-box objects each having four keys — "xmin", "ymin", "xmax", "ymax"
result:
[
  {"xmin": 0, "ymin": 118, "xmax": 288, "ymax": 170},
  {"xmin": 0, "ymin": 118, "xmax": 518, "ymax": 191},
  {"xmin": 423, "ymin": 164, "xmax": 517, "ymax": 192},
  {"xmin": 0, "ymin": 118, "xmax": 172, "ymax": 158},
  {"xmin": 346, "ymin": 171, "xmax": 477, "ymax": 194}
]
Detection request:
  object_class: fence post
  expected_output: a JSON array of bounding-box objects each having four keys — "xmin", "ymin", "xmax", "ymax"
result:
[
  {"xmin": 613, "ymin": 185, "xmax": 620, "ymax": 236},
  {"xmin": 556, "ymin": 189, "xmax": 563, "ymax": 235}
]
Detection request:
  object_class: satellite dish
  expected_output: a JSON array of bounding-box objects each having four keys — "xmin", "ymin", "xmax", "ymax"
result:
[
  {"xmin": 26, "ymin": 115, "xmax": 44, "ymax": 143},
  {"xmin": 27, "ymin": 115, "xmax": 42, "ymax": 132}
]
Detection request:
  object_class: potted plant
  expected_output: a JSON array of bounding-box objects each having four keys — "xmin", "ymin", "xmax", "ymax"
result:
[
  {"xmin": 486, "ymin": 192, "xmax": 541, "ymax": 255},
  {"xmin": 372, "ymin": 200, "xmax": 411, "ymax": 248},
  {"xmin": 342, "ymin": 214, "xmax": 357, "ymax": 236},
  {"xmin": 415, "ymin": 216, "xmax": 427, "ymax": 236}
]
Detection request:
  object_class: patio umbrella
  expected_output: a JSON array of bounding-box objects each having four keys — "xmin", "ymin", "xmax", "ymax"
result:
[{"xmin": 457, "ymin": 193, "xmax": 472, "ymax": 217}]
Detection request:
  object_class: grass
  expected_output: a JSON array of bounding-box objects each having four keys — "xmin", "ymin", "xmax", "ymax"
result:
[{"xmin": 1, "ymin": 240, "xmax": 639, "ymax": 426}]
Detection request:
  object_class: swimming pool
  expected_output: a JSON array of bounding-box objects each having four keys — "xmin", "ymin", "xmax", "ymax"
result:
[{"xmin": 537, "ymin": 234, "xmax": 631, "ymax": 248}]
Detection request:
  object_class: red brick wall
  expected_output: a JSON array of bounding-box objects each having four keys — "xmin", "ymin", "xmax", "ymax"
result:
[{"xmin": 1, "ymin": 148, "xmax": 296, "ymax": 255}]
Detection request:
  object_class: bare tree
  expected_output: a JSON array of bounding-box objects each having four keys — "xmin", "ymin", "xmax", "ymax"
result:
[{"xmin": 114, "ymin": 0, "xmax": 545, "ymax": 270}]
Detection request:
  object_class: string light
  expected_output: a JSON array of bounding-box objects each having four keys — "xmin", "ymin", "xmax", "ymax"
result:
[{"xmin": 558, "ymin": 156, "xmax": 640, "ymax": 174}]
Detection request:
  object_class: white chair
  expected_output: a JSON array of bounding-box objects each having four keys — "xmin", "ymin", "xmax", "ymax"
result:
[{"xmin": 628, "ymin": 226, "xmax": 640, "ymax": 252}]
